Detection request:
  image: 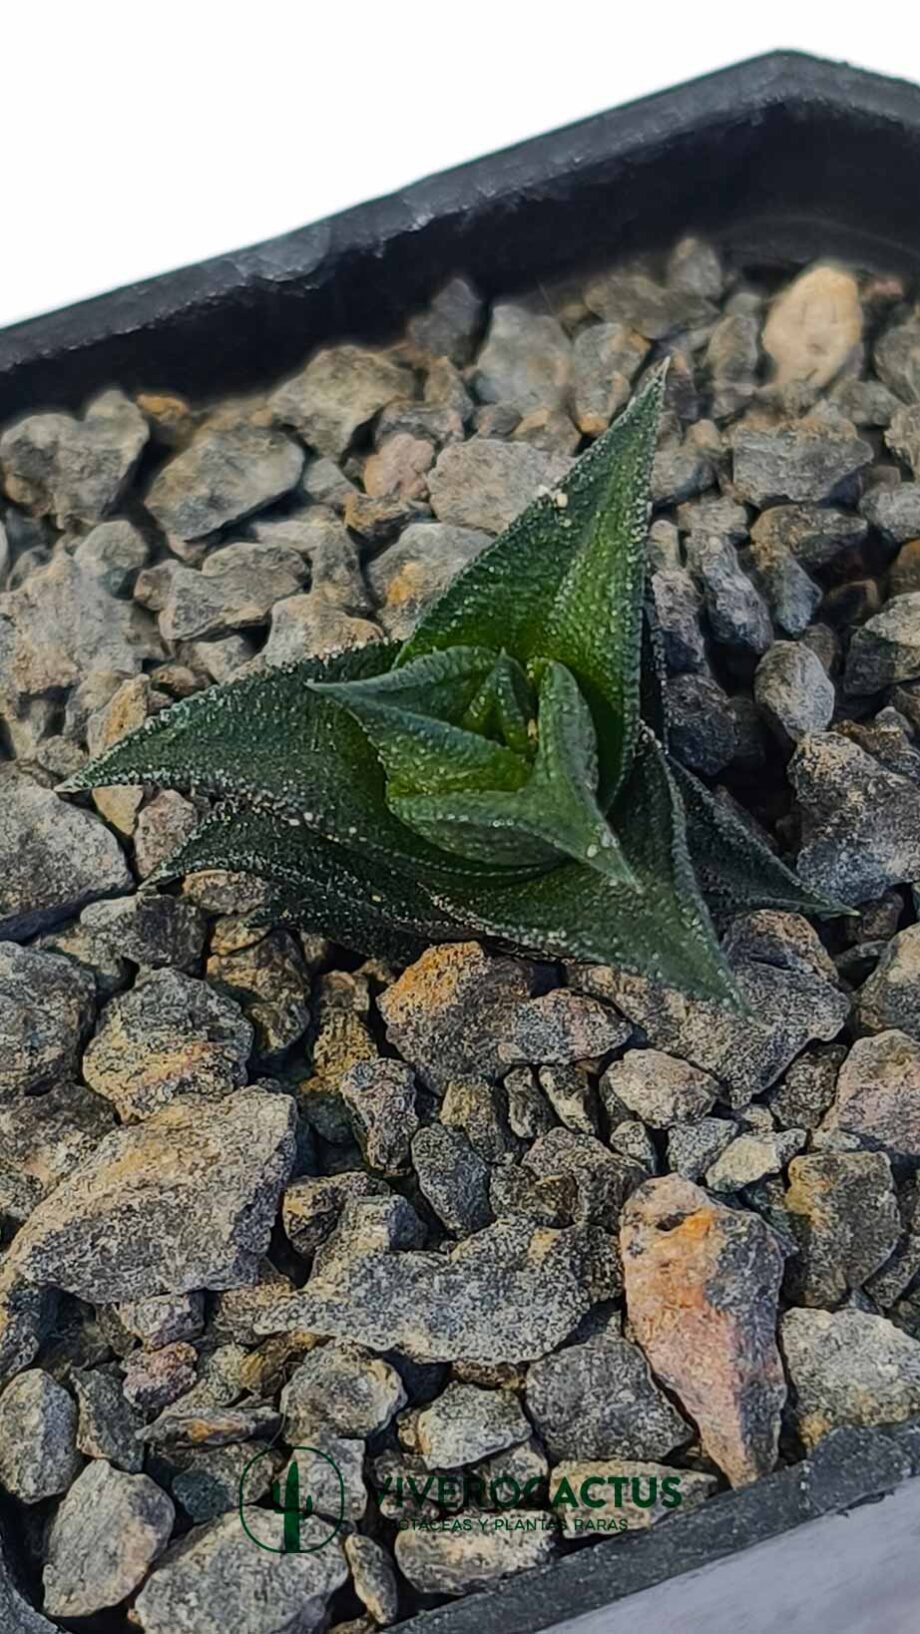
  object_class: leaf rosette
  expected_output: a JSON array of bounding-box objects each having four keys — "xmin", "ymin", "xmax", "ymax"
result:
[{"xmin": 61, "ymin": 364, "xmax": 846, "ymax": 1005}]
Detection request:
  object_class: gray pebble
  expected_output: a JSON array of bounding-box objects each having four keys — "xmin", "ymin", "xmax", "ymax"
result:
[
  {"xmin": 415, "ymin": 1380, "xmax": 530, "ymax": 1468},
  {"xmin": 281, "ymin": 1344, "xmax": 405, "ymax": 1442},
  {"xmin": 134, "ymin": 1508, "xmax": 348, "ymax": 1634},
  {"xmin": 667, "ymin": 671, "xmax": 739, "ymax": 775},
  {"xmin": 0, "ymin": 1369, "xmax": 81, "ymax": 1502},
  {"xmin": 781, "ymin": 1306, "xmax": 920, "ymax": 1449},
  {"xmin": 271, "ymin": 344, "xmax": 412, "ymax": 459},
  {"xmin": 791, "ymin": 731, "xmax": 920, "ymax": 902},
  {"xmin": 146, "ymin": 424, "xmax": 304, "ymax": 542},
  {"xmin": 43, "ymin": 1459, "xmax": 175, "ymax": 1618},
  {"xmin": 473, "ymin": 304, "xmax": 571, "ymax": 416},
  {"xmin": 411, "ymin": 1124, "xmax": 492, "ymax": 1236},
  {"xmin": 74, "ymin": 518, "xmax": 149, "ymax": 595},
  {"xmin": 0, "ymin": 942, "xmax": 95, "ymax": 1098},
  {"xmin": 601, "ymin": 1048, "xmax": 718, "ymax": 1127},
  {"xmin": 526, "ymin": 1333, "xmax": 690, "ymax": 1461},
  {"xmin": 732, "ymin": 417, "xmax": 873, "ymax": 506},
  {"xmin": 0, "ymin": 768, "xmax": 132, "ymax": 941},
  {"xmin": 754, "ymin": 641, "xmax": 836, "ymax": 743},
  {"xmin": 0, "ymin": 391, "xmax": 148, "ymax": 528},
  {"xmin": 427, "ymin": 440, "xmax": 570, "ymax": 534},
  {"xmin": 73, "ymin": 1366, "xmax": 145, "ymax": 1472}
]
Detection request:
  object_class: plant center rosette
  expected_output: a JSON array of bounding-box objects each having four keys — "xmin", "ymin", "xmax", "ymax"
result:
[{"xmin": 61, "ymin": 364, "xmax": 848, "ymax": 1006}]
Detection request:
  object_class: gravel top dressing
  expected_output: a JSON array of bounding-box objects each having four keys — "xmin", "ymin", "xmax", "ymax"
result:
[{"xmin": 0, "ymin": 230, "xmax": 920, "ymax": 1632}]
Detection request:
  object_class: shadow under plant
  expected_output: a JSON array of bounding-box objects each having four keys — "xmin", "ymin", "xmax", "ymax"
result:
[{"xmin": 0, "ymin": 234, "xmax": 918, "ymax": 1631}]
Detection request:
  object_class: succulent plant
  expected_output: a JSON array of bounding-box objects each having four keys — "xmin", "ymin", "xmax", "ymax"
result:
[{"xmin": 62, "ymin": 365, "xmax": 844, "ymax": 1005}]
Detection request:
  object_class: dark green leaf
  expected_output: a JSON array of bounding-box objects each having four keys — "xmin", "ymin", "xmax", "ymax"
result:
[
  {"xmin": 148, "ymin": 801, "xmax": 463, "ymax": 961},
  {"xmin": 309, "ymin": 647, "xmax": 529, "ymax": 797},
  {"xmin": 640, "ymin": 595, "xmax": 670, "ymax": 748},
  {"xmin": 311, "ymin": 645, "xmax": 499, "ymax": 725},
  {"xmin": 460, "ymin": 653, "xmax": 535, "ymax": 757},
  {"xmin": 398, "ymin": 365, "xmax": 667, "ymax": 721},
  {"xmin": 59, "ymin": 644, "xmax": 496, "ymax": 877},
  {"xmin": 424, "ymin": 726, "xmax": 741, "ymax": 1006},
  {"xmin": 391, "ymin": 662, "xmax": 638, "ymax": 885},
  {"xmin": 542, "ymin": 366, "xmax": 666, "ymax": 798},
  {"xmin": 672, "ymin": 761, "xmax": 853, "ymax": 921}
]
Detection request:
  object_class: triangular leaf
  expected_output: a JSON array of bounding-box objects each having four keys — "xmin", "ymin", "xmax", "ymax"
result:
[
  {"xmin": 671, "ymin": 761, "xmax": 852, "ymax": 921},
  {"xmin": 397, "ymin": 365, "xmax": 667, "ymax": 698},
  {"xmin": 391, "ymin": 662, "xmax": 638, "ymax": 886},
  {"xmin": 425, "ymin": 726, "xmax": 741, "ymax": 1006},
  {"xmin": 542, "ymin": 366, "xmax": 666, "ymax": 798},
  {"xmin": 461, "ymin": 653, "xmax": 535, "ymax": 757},
  {"xmin": 311, "ymin": 645, "xmax": 499, "ymax": 725},
  {"xmin": 309, "ymin": 648, "xmax": 529, "ymax": 797},
  {"xmin": 640, "ymin": 595, "xmax": 670, "ymax": 748},
  {"xmin": 58, "ymin": 644, "xmax": 499, "ymax": 878},
  {"xmin": 149, "ymin": 801, "xmax": 463, "ymax": 960}
]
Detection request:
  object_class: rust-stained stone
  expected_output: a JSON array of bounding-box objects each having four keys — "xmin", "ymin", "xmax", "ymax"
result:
[
  {"xmin": 206, "ymin": 928, "xmax": 310, "ymax": 1064},
  {"xmin": 7, "ymin": 1088, "xmax": 297, "ymax": 1303},
  {"xmin": 73, "ymin": 1366, "xmax": 145, "ymax": 1472},
  {"xmin": 256, "ymin": 1218, "xmax": 617, "ymax": 1365},
  {"xmin": 82, "ymin": 968, "xmax": 253, "ymax": 1122},
  {"xmin": 282, "ymin": 1172, "xmax": 390, "ymax": 1262},
  {"xmin": 781, "ymin": 1306, "xmax": 920, "ymax": 1450},
  {"xmin": 138, "ymin": 1403, "xmax": 282, "ymax": 1449},
  {"xmin": 620, "ymin": 1174, "xmax": 786, "ymax": 1487},
  {"xmin": 377, "ymin": 942, "xmax": 534, "ymax": 1090},
  {"xmin": 345, "ymin": 1533, "xmax": 399, "ymax": 1626},
  {"xmin": 363, "ymin": 433, "xmax": 434, "ymax": 501},
  {"xmin": 782, "ymin": 1150, "xmax": 901, "ymax": 1306},
  {"xmin": 394, "ymin": 1510, "xmax": 555, "ymax": 1596}
]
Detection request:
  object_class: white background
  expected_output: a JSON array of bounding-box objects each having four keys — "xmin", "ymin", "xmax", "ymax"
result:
[{"xmin": 2, "ymin": 3, "xmax": 920, "ymax": 332}]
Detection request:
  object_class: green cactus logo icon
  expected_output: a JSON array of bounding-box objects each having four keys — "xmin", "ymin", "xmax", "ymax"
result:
[
  {"xmin": 239, "ymin": 1446, "xmax": 345, "ymax": 1553},
  {"xmin": 271, "ymin": 1458, "xmax": 314, "ymax": 1554}
]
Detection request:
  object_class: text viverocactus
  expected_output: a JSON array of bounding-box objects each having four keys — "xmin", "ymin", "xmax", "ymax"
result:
[{"xmin": 62, "ymin": 365, "xmax": 844, "ymax": 1005}]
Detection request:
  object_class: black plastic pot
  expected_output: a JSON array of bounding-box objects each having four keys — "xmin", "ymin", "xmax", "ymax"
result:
[
  {"xmin": 3, "ymin": 47, "xmax": 920, "ymax": 1634},
  {"xmin": 3, "ymin": 48, "xmax": 920, "ymax": 426}
]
